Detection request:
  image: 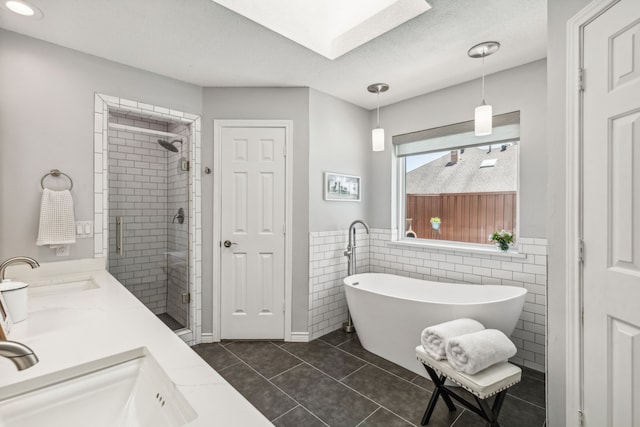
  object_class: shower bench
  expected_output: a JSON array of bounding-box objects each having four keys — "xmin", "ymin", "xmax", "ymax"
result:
[{"xmin": 415, "ymin": 346, "xmax": 522, "ymax": 427}]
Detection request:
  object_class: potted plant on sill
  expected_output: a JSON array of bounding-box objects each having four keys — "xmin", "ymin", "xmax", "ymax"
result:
[
  {"xmin": 430, "ymin": 217, "xmax": 441, "ymax": 231},
  {"xmin": 489, "ymin": 230, "xmax": 514, "ymax": 252}
]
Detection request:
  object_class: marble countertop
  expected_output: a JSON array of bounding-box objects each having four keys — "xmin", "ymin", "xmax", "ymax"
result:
[{"xmin": 0, "ymin": 259, "xmax": 272, "ymax": 426}]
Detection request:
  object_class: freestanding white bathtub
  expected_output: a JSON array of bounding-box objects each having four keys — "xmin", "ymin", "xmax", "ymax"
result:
[{"xmin": 344, "ymin": 273, "xmax": 527, "ymax": 377}]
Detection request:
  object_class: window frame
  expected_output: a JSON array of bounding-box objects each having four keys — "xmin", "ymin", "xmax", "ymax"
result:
[{"xmin": 392, "ymin": 112, "xmax": 521, "ymax": 253}]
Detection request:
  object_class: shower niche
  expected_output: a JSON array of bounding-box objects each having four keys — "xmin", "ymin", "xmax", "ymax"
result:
[{"xmin": 94, "ymin": 94, "xmax": 202, "ymax": 344}]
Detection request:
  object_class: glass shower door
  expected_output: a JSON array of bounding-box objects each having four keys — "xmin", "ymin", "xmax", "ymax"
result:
[{"xmin": 107, "ymin": 112, "xmax": 190, "ymax": 332}]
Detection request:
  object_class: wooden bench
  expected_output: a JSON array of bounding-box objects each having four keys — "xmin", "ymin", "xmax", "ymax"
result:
[{"xmin": 415, "ymin": 345, "xmax": 522, "ymax": 427}]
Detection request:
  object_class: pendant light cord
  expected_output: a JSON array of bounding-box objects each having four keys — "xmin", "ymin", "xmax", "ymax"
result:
[
  {"xmin": 481, "ymin": 54, "xmax": 486, "ymax": 105},
  {"xmin": 376, "ymin": 91, "xmax": 380, "ymax": 127}
]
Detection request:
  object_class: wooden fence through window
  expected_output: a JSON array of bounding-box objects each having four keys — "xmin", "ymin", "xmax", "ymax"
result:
[{"xmin": 406, "ymin": 192, "xmax": 517, "ymax": 243}]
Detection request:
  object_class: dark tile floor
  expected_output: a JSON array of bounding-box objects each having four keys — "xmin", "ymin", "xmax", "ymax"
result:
[
  {"xmin": 192, "ymin": 329, "xmax": 546, "ymax": 427},
  {"xmin": 157, "ymin": 312, "xmax": 183, "ymax": 331}
]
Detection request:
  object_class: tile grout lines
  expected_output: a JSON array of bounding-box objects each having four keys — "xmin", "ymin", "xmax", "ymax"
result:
[
  {"xmin": 275, "ymin": 342, "xmax": 424, "ymax": 427},
  {"xmin": 207, "ymin": 337, "xmax": 544, "ymax": 427},
  {"xmin": 220, "ymin": 343, "xmax": 329, "ymax": 426},
  {"xmin": 506, "ymin": 392, "xmax": 546, "ymax": 411},
  {"xmin": 270, "ymin": 404, "xmax": 330, "ymax": 427},
  {"xmin": 353, "ymin": 407, "xmax": 381, "ymax": 427},
  {"xmin": 321, "ymin": 336, "xmax": 439, "ymax": 393},
  {"xmin": 322, "ymin": 334, "xmax": 546, "ymax": 417}
]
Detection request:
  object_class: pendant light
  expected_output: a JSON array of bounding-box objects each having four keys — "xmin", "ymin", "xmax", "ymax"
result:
[
  {"xmin": 468, "ymin": 41, "xmax": 500, "ymax": 136},
  {"xmin": 367, "ymin": 83, "xmax": 389, "ymax": 151}
]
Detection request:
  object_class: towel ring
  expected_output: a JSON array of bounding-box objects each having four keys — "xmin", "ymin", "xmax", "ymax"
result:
[{"xmin": 41, "ymin": 169, "xmax": 73, "ymax": 191}]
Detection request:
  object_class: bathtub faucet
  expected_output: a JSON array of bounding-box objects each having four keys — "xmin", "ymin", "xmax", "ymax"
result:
[
  {"xmin": 344, "ymin": 220, "xmax": 370, "ymax": 276},
  {"xmin": 343, "ymin": 220, "xmax": 369, "ymax": 333}
]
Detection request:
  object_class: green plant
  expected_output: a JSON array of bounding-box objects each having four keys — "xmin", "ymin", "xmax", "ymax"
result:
[
  {"xmin": 430, "ymin": 217, "xmax": 441, "ymax": 223},
  {"xmin": 489, "ymin": 230, "xmax": 514, "ymax": 251}
]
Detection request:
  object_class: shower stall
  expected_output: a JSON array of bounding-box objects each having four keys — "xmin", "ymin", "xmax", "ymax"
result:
[{"xmin": 106, "ymin": 112, "xmax": 190, "ymax": 331}]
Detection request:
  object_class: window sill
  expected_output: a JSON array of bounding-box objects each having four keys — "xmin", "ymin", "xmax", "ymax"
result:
[{"xmin": 387, "ymin": 238, "xmax": 527, "ymax": 259}]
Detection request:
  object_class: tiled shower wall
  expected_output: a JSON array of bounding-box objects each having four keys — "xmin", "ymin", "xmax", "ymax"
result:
[
  {"xmin": 95, "ymin": 93, "xmax": 203, "ymax": 345},
  {"xmin": 108, "ymin": 114, "xmax": 169, "ymax": 313},
  {"xmin": 309, "ymin": 228, "xmax": 547, "ymax": 372},
  {"xmin": 166, "ymin": 122, "xmax": 190, "ymax": 328}
]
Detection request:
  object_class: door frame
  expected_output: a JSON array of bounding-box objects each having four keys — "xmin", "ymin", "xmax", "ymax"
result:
[
  {"xmin": 212, "ymin": 119, "xmax": 294, "ymax": 342},
  {"xmin": 94, "ymin": 93, "xmax": 202, "ymax": 345},
  {"xmin": 565, "ymin": 1, "xmax": 620, "ymax": 426}
]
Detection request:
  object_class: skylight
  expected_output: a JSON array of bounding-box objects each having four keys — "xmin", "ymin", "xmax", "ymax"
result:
[
  {"xmin": 211, "ymin": 0, "xmax": 431, "ymax": 60},
  {"xmin": 480, "ymin": 159, "xmax": 498, "ymax": 168}
]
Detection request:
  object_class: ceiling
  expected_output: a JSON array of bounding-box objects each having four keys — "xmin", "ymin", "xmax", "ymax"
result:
[
  {"xmin": 0, "ymin": 0, "xmax": 547, "ymax": 109},
  {"xmin": 210, "ymin": 0, "xmax": 431, "ymax": 60}
]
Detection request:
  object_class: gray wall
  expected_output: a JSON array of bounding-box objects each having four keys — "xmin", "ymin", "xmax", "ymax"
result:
[
  {"xmin": 202, "ymin": 87, "xmax": 310, "ymax": 333},
  {"xmin": 1, "ymin": 31, "xmax": 560, "ymax": 388},
  {"xmin": 546, "ymin": 1, "xmax": 590, "ymax": 426},
  {"xmin": 0, "ymin": 30, "xmax": 371, "ymax": 337},
  {"xmin": 308, "ymin": 89, "xmax": 371, "ymax": 231},
  {"xmin": 368, "ymin": 59, "xmax": 548, "ymax": 239},
  {"xmin": 0, "ymin": 29, "xmax": 203, "ymax": 263}
]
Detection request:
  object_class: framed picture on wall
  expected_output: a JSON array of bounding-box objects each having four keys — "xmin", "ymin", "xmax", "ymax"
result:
[
  {"xmin": 0, "ymin": 291, "xmax": 13, "ymax": 340},
  {"xmin": 324, "ymin": 172, "xmax": 361, "ymax": 202}
]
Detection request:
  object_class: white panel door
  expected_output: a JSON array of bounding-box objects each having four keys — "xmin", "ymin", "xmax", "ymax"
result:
[
  {"xmin": 583, "ymin": 1, "xmax": 640, "ymax": 425},
  {"xmin": 220, "ymin": 126, "xmax": 286, "ymax": 339}
]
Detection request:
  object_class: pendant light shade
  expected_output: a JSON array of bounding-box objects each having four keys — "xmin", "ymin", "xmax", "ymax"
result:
[
  {"xmin": 468, "ymin": 41, "xmax": 500, "ymax": 136},
  {"xmin": 367, "ymin": 83, "xmax": 389, "ymax": 152},
  {"xmin": 474, "ymin": 103, "xmax": 492, "ymax": 136},
  {"xmin": 372, "ymin": 128, "xmax": 385, "ymax": 151}
]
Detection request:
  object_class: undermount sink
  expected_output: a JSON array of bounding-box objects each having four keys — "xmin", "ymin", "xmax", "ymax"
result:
[
  {"xmin": 0, "ymin": 347, "xmax": 197, "ymax": 427},
  {"xmin": 28, "ymin": 276, "xmax": 99, "ymax": 297}
]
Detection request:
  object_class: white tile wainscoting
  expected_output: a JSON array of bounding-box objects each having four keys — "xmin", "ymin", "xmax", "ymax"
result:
[
  {"xmin": 308, "ymin": 229, "xmax": 370, "ymax": 340},
  {"xmin": 309, "ymin": 228, "xmax": 547, "ymax": 372}
]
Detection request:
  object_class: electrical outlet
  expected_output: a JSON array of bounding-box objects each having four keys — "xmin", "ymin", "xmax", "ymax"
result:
[
  {"xmin": 75, "ymin": 221, "xmax": 93, "ymax": 238},
  {"xmin": 55, "ymin": 245, "xmax": 69, "ymax": 256}
]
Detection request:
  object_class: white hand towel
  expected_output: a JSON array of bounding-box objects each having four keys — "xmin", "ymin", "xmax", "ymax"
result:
[
  {"xmin": 420, "ymin": 318, "xmax": 485, "ymax": 360},
  {"xmin": 36, "ymin": 189, "xmax": 77, "ymax": 247},
  {"xmin": 445, "ymin": 329, "xmax": 517, "ymax": 375}
]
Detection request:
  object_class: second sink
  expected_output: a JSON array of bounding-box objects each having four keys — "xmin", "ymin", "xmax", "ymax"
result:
[{"xmin": 0, "ymin": 347, "xmax": 197, "ymax": 427}]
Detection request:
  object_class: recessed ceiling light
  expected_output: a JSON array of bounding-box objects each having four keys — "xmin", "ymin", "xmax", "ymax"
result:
[{"xmin": 4, "ymin": 0, "xmax": 43, "ymax": 19}]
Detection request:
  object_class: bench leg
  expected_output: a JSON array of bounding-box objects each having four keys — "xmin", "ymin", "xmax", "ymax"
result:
[
  {"xmin": 420, "ymin": 365, "xmax": 457, "ymax": 426},
  {"xmin": 476, "ymin": 389, "xmax": 508, "ymax": 427}
]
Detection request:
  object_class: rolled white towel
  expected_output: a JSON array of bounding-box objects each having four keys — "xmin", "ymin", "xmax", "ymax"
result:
[
  {"xmin": 445, "ymin": 329, "xmax": 517, "ymax": 375},
  {"xmin": 420, "ymin": 318, "xmax": 485, "ymax": 360}
]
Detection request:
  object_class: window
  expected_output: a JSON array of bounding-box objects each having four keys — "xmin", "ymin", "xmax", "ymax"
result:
[{"xmin": 394, "ymin": 112, "xmax": 520, "ymax": 246}]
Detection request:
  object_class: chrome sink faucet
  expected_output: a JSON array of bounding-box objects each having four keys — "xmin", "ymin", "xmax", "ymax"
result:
[
  {"xmin": 0, "ymin": 341, "xmax": 39, "ymax": 370},
  {"xmin": 0, "ymin": 256, "xmax": 40, "ymax": 282},
  {"xmin": 0, "ymin": 257, "xmax": 40, "ymax": 370}
]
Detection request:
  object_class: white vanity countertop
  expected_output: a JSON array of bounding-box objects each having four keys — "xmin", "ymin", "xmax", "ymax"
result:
[{"xmin": 0, "ymin": 259, "xmax": 272, "ymax": 427}]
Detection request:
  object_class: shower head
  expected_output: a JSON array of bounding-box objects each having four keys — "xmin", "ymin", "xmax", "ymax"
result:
[{"xmin": 158, "ymin": 139, "xmax": 182, "ymax": 153}]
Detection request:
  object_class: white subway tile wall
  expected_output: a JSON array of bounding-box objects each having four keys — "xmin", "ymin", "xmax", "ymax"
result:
[
  {"xmin": 108, "ymin": 114, "xmax": 169, "ymax": 314},
  {"xmin": 308, "ymin": 229, "xmax": 369, "ymax": 340},
  {"xmin": 165, "ymin": 122, "xmax": 190, "ymax": 328},
  {"xmin": 309, "ymin": 228, "xmax": 547, "ymax": 372}
]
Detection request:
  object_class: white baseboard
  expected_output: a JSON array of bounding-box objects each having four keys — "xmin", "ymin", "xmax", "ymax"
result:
[
  {"xmin": 289, "ymin": 332, "xmax": 309, "ymax": 342},
  {"xmin": 200, "ymin": 333, "xmax": 215, "ymax": 343}
]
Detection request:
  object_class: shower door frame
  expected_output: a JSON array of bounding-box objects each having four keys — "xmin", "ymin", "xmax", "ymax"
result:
[{"xmin": 93, "ymin": 93, "xmax": 203, "ymax": 345}]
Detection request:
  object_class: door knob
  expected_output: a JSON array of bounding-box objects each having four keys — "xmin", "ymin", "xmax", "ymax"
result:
[{"xmin": 223, "ymin": 240, "xmax": 237, "ymax": 248}]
